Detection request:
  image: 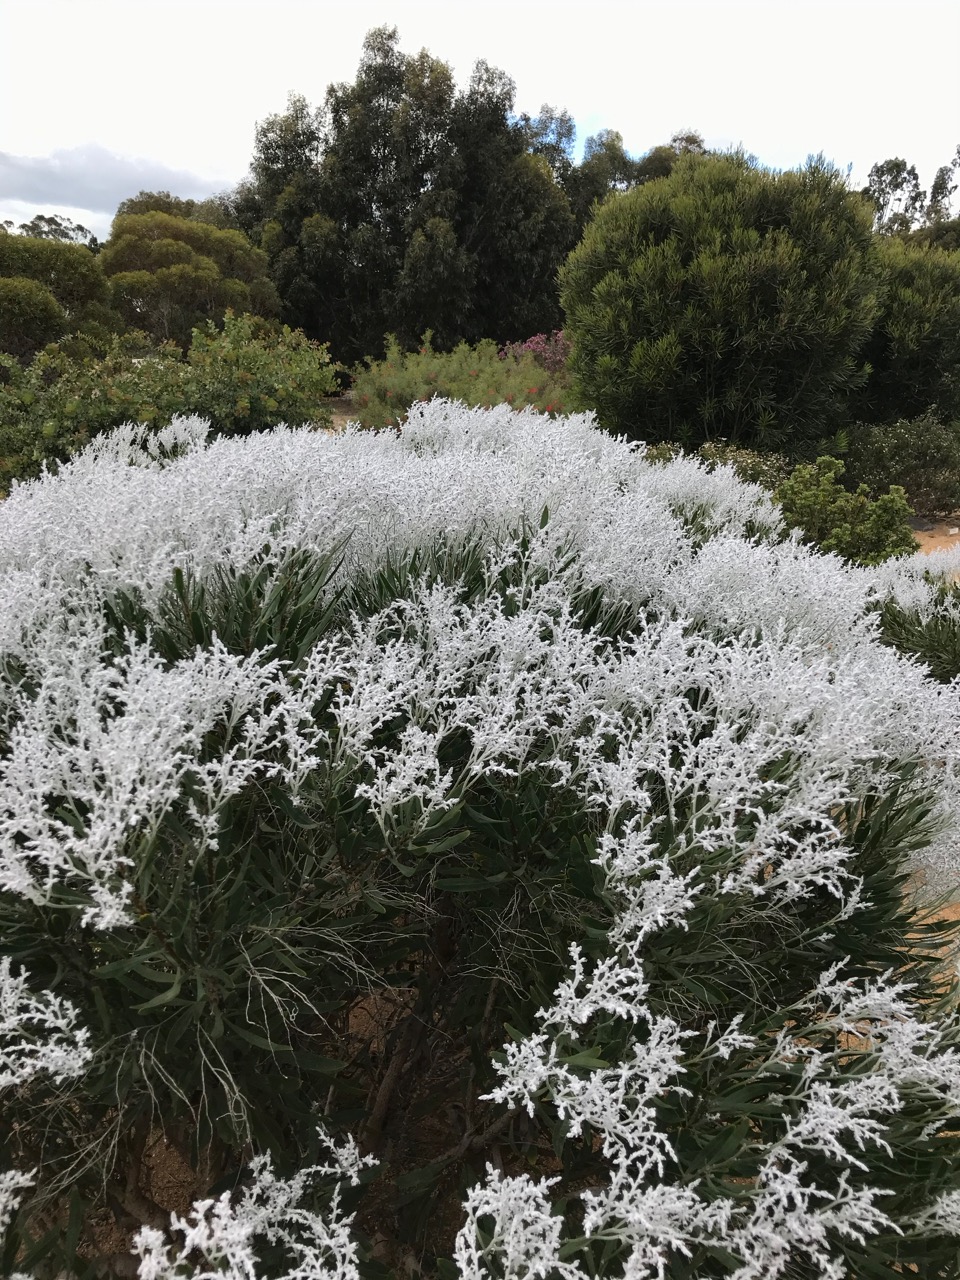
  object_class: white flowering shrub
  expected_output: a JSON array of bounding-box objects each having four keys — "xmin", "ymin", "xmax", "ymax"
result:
[{"xmin": 0, "ymin": 400, "xmax": 959, "ymax": 1277}]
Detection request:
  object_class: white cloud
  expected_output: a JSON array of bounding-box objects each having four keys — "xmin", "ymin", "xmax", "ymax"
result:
[{"xmin": 0, "ymin": 144, "xmax": 232, "ymax": 230}]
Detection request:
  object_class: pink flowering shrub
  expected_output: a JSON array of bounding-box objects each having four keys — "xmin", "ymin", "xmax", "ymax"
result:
[
  {"xmin": 497, "ymin": 329, "xmax": 572, "ymax": 376},
  {"xmin": 0, "ymin": 402, "xmax": 958, "ymax": 1277}
]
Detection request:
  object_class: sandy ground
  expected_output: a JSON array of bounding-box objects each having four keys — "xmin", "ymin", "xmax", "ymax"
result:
[
  {"xmin": 326, "ymin": 394, "xmax": 356, "ymax": 432},
  {"xmin": 912, "ymin": 514, "xmax": 960, "ymax": 555}
]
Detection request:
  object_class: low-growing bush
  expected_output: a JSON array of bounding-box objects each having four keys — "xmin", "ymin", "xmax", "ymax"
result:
[
  {"xmin": 185, "ymin": 311, "xmax": 337, "ymax": 435},
  {"xmin": 774, "ymin": 454, "xmax": 917, "ymax": 563},
  {"xmin": 845, "ymin": 411, "xmax": 960, "ymax": 517},
  {"xmin": 1, "ymin": 402, "xmax": 959, "ymax": 1278},
  {"xmin": 497, "ymin": 329, "xmax": 572, "ymax": 374},
  {"xmin": 0, "ymin": 312, "xmax": 335, "ymax": 490},
  {"xmin": 349, "ymin": 334, "xmax": 571, "ymax": 428},
  {"xmin": 643, "ymin": 439, "xmax": 792, "ymax": 492},
  {"xmin": 878, "ymin": 582, "xmax": 960, "ymax": 683}
]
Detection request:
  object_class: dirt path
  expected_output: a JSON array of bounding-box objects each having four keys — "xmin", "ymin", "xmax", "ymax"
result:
[
  {"xmin": 325, "ymin": 394, "xmax": 356, "ymax": 432},
  {"xmin": 912, "ymin": 515, "xmax": 960, "ymax": 554}
]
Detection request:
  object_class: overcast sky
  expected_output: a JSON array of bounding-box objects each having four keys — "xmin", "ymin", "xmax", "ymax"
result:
[{"xmin": 2, "ymin": 0, "xmax": 958, "ymax": 240}]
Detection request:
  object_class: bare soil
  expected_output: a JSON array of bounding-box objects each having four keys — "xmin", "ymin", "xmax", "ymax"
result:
[
  {"xmin": 325, "ymin": 394, "xmax": 356, "ymax": 433},
  {"xmin": 912, "ymin": 514, "xmax": 960, "ymax": 554}
]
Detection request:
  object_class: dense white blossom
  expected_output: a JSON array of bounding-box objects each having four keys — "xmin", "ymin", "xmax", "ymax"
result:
[
  {"xmin": 1, "ymin": 403, "xmax": 959, "ymax": 1277},
  {"xmin": 0, "ymin": 1168, "xmax": 34, "ymax": 1238},
  {"xmin": 454, "ymin": 1169, "xmax": 587, "ymax": 1280}
]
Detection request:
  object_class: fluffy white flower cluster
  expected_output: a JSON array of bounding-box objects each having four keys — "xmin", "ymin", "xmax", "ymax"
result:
[
  {"xmin": 133, "ymin": 1131, "xmax": 375, "ymax": 1280},
  {"xmin": 0, "ymin": 955, "xmax": 91, "ymax": 1088},
  {"xmin": 0, "ymin": 402, "xmax": 958, "ymax": 1277}
]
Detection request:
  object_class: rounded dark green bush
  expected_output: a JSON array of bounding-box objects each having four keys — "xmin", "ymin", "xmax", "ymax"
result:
[
  {"xmin": 559, "ymin": 153, "xmax": 880, "ymax": 457},
  {"xmin": 852, "ymin": 237, "xmax": 960, "ymax": 425}
]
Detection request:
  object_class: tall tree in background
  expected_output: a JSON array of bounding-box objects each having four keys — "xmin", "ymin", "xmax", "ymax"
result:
[
  {"xmin": 924, "ymin": 145, "xmax": 960, "ymax": 223},
  {"xmin": 444, "ymin": 59, "xmax": 574, "ymax": 346},
  {"xmin": 862, "ymin": 158, "xmax": 927, "ymax": 234},
  {"xmin": 862, "ymin": 144, "xmax": 959, "ymax": 233},
  {"xmin": 564, "ymin": 129, "xmax": 707, "ymax": 232},
  {"xmin": 231, "ymin": 28, "xmax": 577, "ymax": 361},
  {"xmin": 0, "ymin": 213, "xmax": 100, "ymax": 252},
  {"xmin": 222, "ymin": 27, "xmax": 711, "ymax": 362}
]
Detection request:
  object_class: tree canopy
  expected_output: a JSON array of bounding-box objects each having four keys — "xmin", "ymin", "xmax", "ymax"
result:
[
  {"xmin": 225, "ymin": 26, "xmax": 688, "ymax": 363},
  {"xmin": 862, "ymin": 143, "xmax": 959, "ymax": 233},
  {"xmin": 0, "ymin": 213, "xmax": 99, "ymax": 252},
  {"xmin": 114, "ymin": 190, "xmax": 239, "ymax": 230},
  {"xmin": 100, "ymin": 211, "xmax": 279, "ymax": 344},
  {"xmin": 0, "ymin": 233, "xmax": 108, "ymax": 315}
]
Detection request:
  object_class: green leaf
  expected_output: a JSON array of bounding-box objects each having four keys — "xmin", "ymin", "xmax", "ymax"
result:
[
  {"xmin": 560, "ymin": 1048, "xmax": 610, "ymax": 1068},
  {"xmin": 393, "ymin": 1158, "xmax": 449, "ymax": 1207},
  {"xmin": 135, "ymin": 968, "xmax": 185, "ymax": 1011},
  {"xmin": 419, "ymin": 828, "xmax": 471, "ymax": 855}
]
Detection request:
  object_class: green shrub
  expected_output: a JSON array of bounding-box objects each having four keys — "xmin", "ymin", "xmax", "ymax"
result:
[
  {"xmin": 644, "ymin": 442, "xmax": 915, "ymax": 563},
  {"xmin": 643, "ymin": 438, "xmax": 792, "ymax": 490},
  {"xmin": 0, "ymin": 313, "xmax": 335, "ymax": 490},
  {"xmin": 695, "ymin": 439, "xmax": 792, "ymax": 489},
  {"xmin": 184, "ymin": 311, "xmax": 336, "ymax": 435},
  {"xmin": 878, "ymin": 582, "xmax": 960, "ymax": 683},
  {"xmin": 774, "ymin": 455, "xmax": 916, "ymax": 563},
  {"xmin": 0, "ymin": 334, "xmax": 188, "ymax": 489},
  {"xmin": 0, "ymin": 233, "xmax": 108, "ymax": 315},
  {"xmin": 844, "ymin": 411, "xmax": 960, "ymax": 516},
  {"xmin": 851, "ymin": 237, "xmax": 960, "ymax": 425},
  {"xmin": 349, "ymin": 334, "xmax": 572, "ymax": 428},
  {"xmin": 0, "ymin": 277, "xmax": 67, "ymax": 360},
  {"xmin": 559, "ymin": 153, "xmax": 880, "ymax": 455}
]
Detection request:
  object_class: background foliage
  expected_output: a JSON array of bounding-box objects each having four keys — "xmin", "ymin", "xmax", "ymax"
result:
[
  {"xmin": 348, "ymin": 334, "xmax": 571, "ymax": 428},
  {"xmin": 0, "ymin": 313, "xmax": 335, "ymax": 491},
  {"xmin": 850, "ymin": 237, "xmax": 960, "ymax": 426},
  {"xmin": 100, "ymin": 212, "xmax": 280, "ymax": 346},
  {"xmin": 844, "ymin": 412, "xmax": 960, "ymax": 517}
]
